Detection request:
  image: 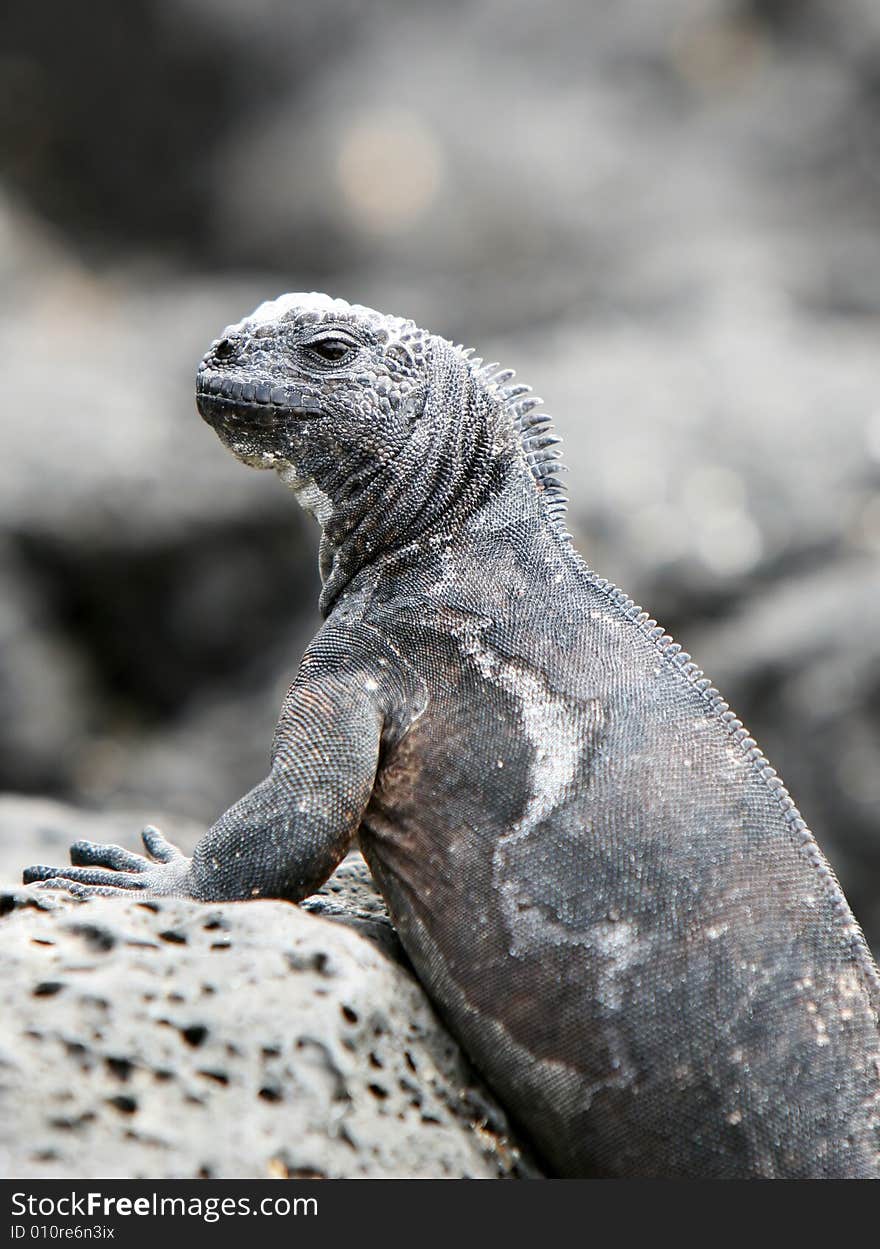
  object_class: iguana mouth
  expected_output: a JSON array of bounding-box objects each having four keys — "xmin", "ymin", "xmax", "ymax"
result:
[{"xmin": 196, "ymin": 374, "xmax": 322, "ymax": 425}]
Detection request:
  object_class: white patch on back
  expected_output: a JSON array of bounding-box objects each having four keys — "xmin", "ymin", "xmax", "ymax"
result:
[
  {"xmin": 450, "ymin": 618, "xmax": 590, "ymax": 955},
  {"xmin": 455, "ymin": 624, "xmax": 583, "ymax": 833},
  {"xmin": 590, "ymin": 919, "xmax": 642, "ymax": 1012}
]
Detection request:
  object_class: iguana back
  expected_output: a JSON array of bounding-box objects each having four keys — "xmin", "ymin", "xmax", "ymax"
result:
[{"xmin": 361, "ymin": 520, "xmax": 880, "ymax": 1176}]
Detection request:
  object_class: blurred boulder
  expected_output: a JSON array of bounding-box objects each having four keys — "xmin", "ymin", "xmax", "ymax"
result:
[
  {"xmin": 0, "ymin": 199, "xmax": 320, "ymax": 813},
  {"xmin": 503, "ymin": 287, "xmax": 880, "ymax": 627},
  {"xmin": 2, "ymin": 0, "xmax": 880, "ymax": 332},
  {"xmin": 0, "ymin": 0, "xmax": 369, "ymax": 267}
]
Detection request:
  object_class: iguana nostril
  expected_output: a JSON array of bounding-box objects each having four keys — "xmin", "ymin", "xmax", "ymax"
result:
[{"xmin": 214, "ymin": 337, "xmax": 235, "ymax": 361}]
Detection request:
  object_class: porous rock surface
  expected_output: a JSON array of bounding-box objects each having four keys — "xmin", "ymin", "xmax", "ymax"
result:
[{"xmin": 0, "ymin": 802, "xmax": 534, "ymax": 1179}]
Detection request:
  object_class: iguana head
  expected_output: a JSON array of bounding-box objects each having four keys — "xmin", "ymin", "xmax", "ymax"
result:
[
  {"xmin": 196, "ymin": 292, "xmax": 566, "ymax": 605},
  {"xmin": 196, "ymin": 292, "xmax": 435, "ymax": 516}
]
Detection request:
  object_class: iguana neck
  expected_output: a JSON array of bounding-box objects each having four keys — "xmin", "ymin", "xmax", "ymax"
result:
[{"xmin": 315, "ymin": 343, "xmax": 519, "ymax": 615}]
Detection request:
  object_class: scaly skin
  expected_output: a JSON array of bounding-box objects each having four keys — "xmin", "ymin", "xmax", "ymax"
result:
[{"xmin": 26, "ymin": 293, "xmax": 880, "ymax": 1177}]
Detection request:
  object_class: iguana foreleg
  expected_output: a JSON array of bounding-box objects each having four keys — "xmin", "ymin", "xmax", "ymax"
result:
[{"xmin": 24, "ymin": 650, "xmax": 387, "ymax": 902}]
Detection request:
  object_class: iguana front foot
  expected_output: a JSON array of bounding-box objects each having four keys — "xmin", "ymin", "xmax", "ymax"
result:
[{"xmin": 22, "ymin": 826, "xmax": 192, "ymax": 899}]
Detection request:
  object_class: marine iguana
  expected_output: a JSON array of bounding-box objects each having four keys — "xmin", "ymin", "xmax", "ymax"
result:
[{"xmin": 25, "ymin": 293, "xmax": 880, "ymax": 1178}]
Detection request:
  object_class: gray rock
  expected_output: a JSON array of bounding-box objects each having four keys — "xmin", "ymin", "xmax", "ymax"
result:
[
  {"xmin": 0, "ymin": 860, "xmax": 535, "ymax": 1178},
  {"xmin": 301, "ymin": 852, "xmax": 407, "ymax": 967}
]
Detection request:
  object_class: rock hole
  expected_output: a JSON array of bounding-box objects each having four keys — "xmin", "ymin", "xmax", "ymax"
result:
[
  {"xmin": 181, "ymin": 1024, "xmax": 209, "ymax": 1047},
  {"xmin": 31, "ymin": 937, "xmax": 55, "ymax": 947},
  {"xmin": 106, "ymin": 1057, "xmax": 133, "ymax": 1081},
  {"xmin": 48, "ymin": 1112, "xmax": 95, "ymax": 1131},
  {"xmin": 68, "ymin": 923, "xmax": 116, "ymax": 952},
  {"xmin": 369, "ymin": 1052, "xmax": 383, "ymax": 1069},
  {"xmin": 341, "ymin": 1005, "xmax": 358, "ymax": 1025},
  {"xmin": 159, "ymin": 929, "xmax": 187, "ymax": 944},
  {"xmin": 198, "ymin": 1069, "xmax": 229, "ymax": 1085},
  {"xmin": 368, "ymin": 1083, "xmax": 389, "ymax": 1100},
  {"xmin": 404, "ymin": 1050, "xmax": 417, "ymax": 1073},
  {"xmin": 33, "ymin": 981, "xmax": 64, "ymax": 997},
  {"xmin": 259, "ymin": 1086, "xmax": 282, "ymax": 1103},
  {"xmin": 107, "ymin": 1095, "xmax": 138, "ymax": 1115}
]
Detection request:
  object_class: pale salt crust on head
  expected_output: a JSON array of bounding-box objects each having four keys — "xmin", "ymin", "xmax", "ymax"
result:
[{"xmin": 231, "ymin": 293, "xmax": 360, "ymax": 333}]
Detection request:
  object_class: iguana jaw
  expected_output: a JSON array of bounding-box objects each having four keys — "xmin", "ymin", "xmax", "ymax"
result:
[
  {"xmin": 196, "ymin": 372, "xmax": 323, "ymax": 469},
  {"xmin": 196, "ymin": 373, "xmax": 336, "ymax": 522}
]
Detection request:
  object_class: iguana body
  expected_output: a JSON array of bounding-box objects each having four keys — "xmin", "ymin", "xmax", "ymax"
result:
[{"xmin": 26, "ymin": 294, "xmax": 880, "ymax": 1177}]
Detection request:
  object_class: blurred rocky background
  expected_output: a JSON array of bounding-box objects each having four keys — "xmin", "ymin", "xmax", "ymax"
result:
[{"xmin": 2, "ymin": 0, "xmax": 880, "ymax": 946}]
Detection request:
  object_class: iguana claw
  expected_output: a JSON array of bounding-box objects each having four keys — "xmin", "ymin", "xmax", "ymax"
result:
[{"xmin": 22, "ymin": 826, "xmax": 191, "ymax": 898}]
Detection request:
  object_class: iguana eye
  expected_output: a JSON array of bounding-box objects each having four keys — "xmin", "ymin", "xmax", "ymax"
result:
[{"xmin": 302, "ymin": 336, "xmax": 356, "ymax": 364}]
